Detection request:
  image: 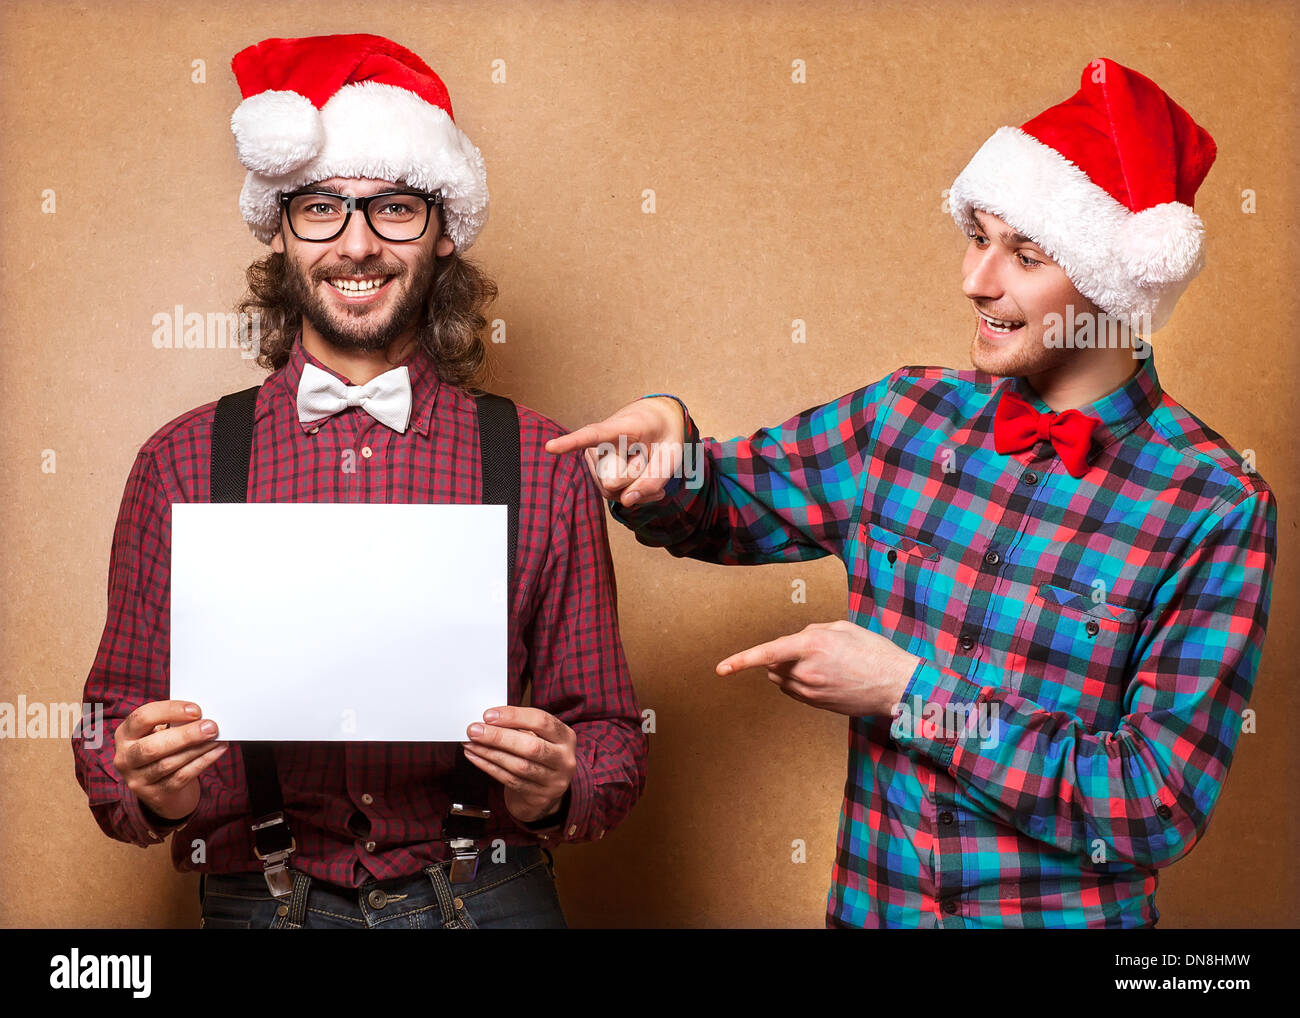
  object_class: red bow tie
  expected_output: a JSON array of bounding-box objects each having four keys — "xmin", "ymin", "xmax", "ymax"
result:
[{"xmin": 993, "ymin": 389, "xmax": 1100, "ymax": 478}]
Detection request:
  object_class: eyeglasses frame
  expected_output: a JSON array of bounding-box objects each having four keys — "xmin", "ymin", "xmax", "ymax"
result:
[{"xmin": 278, "ymin": 188, "xmax": 445, "ymax": 243}]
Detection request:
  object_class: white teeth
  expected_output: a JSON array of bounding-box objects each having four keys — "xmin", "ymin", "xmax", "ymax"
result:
[
  {"xmin": 979, "ymin": 311, "xmax": 1023, "ymax": 332},
  {"xmin": 329, "ymin": 277, "xmax": 388, "ymax": 294}
]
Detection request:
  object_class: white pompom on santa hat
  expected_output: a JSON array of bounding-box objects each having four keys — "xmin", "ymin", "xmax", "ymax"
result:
[
  {"xmin": 229, "ymin": 33, "xmax": 488, "ymax": 251},
  {"xmin": 948, "ymin": 57, "xmax": 1217, "ymax": 334}
]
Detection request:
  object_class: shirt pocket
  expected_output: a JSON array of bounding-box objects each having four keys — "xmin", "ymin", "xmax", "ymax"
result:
[
  {"xmin": 1007, "ymin": 582, "xmax": 1142, "ymax": 732},
  {"xmin": 857, "ymin": 521, "xmax": 942, "ymax": 645}
]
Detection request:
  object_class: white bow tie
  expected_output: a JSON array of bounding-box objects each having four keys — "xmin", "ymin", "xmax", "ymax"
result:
[{"xmin": 296, "ymin": 361, "xmax": 413, "ymax": 434}]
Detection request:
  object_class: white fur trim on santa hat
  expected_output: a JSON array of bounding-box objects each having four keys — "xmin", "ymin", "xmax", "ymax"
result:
[
  {"xmin": 235, "ymin": 80, "xmax": 489, "ymax": 252},
  {"xmin": 948, "ymin": 126, "xmax": 1206, "ymax": 333},
  {"xmin": 231, "ymin": 90, "xmax": 323, "ymax": 177}
]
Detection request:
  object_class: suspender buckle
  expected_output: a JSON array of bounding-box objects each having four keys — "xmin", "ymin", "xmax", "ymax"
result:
[
  {"xmin": 445, "ymin": 802, "xmax": 491, "ymax": 884},
  {"xmin": 446, "ymin": 838, "xmax": 482, "ymax": 884},
  {"xmin": 256, "ymin": 845, "xmax": 296, "ymax": 899},
  {"xmin": 251, "ymin": 812, "xmax": 296, "ymax": 899},
  {"xmin": 450, "ymin": 802, "xmax": 492, "ymax": 822}
]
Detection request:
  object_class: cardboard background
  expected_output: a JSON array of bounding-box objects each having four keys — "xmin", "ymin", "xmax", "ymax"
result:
[{"xmin": 1, "ymin": 0, "xmax": 1295, "ymax": 927}]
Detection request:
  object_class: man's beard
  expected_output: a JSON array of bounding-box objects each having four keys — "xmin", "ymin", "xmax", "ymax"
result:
[
  {"xmin": 282, "ymin": 251, "xmax": 437, "ymax": 354},
  {"xmin": 968, "ymin": 320, "xmax": 1071, "ymax": 378}
]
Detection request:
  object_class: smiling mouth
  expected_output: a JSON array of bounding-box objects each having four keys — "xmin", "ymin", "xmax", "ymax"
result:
[
  {"xmin": 977, "ymin": 309, "xmax": 1026, "ymax": 335},
  {"xmin": 326, "ymin": 274, "xmax": 394, "ymax": 296}
]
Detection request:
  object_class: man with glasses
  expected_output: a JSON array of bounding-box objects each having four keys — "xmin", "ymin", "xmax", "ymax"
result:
[{"xmin": 72, "ymin": 33, "xmax": 647, "ymax": 929}]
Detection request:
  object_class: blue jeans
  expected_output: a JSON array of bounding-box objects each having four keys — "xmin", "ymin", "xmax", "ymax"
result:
[{"xmin": 199, "ymin": 845, "xmax": 566, "ymax": 929}]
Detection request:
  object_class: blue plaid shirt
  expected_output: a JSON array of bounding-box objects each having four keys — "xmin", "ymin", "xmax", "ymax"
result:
[{"xmin": 611, "ymin": 350, "xmax": 1276, "ymax": 928}]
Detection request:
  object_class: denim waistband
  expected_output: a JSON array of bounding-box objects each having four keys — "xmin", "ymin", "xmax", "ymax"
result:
[
  {"xmin": 200, "ymin": 844, "xmax": 553, "ymax": 929},
  {"xmin": 200, "ymin": 844, "xmax": 550, "ymax": 898}
]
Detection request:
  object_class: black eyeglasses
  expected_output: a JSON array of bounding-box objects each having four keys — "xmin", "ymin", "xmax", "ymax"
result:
[{"xmin": 279, "ymin": 189, "xmax": 443, "ymax": 243}]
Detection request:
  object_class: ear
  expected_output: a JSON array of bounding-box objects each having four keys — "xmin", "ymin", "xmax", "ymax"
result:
[
  {"xmin": 271, "ymin": 227, "xmax": 284, "ymax": 254},
  {"xmin": 435, "ymin": 234, "xmax": 454, "ymax": 257}
]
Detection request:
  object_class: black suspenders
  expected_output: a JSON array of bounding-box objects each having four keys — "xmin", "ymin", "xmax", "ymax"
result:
[{"xmin": 208, "ymin": 383, "xmax": 520, "ymax": 897}]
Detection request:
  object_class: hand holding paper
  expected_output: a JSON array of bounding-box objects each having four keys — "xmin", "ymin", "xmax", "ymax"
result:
[
  {"xmin": 463, "ymin": 706, "xmax": 577, "ymax": 824},
  {"xmin": 113, "ymin": 700, "xmax": 228, "ymax": 822}
]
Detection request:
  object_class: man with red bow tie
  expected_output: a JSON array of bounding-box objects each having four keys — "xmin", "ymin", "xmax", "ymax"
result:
[
  {"xmin": 549, "ymin": 58, "xmax": 1277, "ymax": 928},
  {"xmin": 72, "ymin": 34, "xmax": 647, "ymax": 929}
]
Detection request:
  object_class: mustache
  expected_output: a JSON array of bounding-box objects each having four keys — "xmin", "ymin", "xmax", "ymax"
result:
[
  {"xmin": 974, "ymin": 306, "xmax": 1024, "ymax": 321},
  {"xmin": 311, "ymin": 262, "xmax": 405, "ymax": 281}
]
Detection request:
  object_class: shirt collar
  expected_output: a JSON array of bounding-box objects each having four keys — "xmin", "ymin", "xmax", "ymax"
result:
[
  {"xmin": 268, "ymin": 328, "xmax": 441, "ymax": 436},
  {"xmin": 1008, "ymin": 347, "xmax": 1163, "ymax": 454}
]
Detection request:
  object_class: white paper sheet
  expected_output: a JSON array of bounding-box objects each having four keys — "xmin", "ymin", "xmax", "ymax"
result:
[{"xmin": 169, "ymin": 503, "xmax": 507, "ymax": 741}]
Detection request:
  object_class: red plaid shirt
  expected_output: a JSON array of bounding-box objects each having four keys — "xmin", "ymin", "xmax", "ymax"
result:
[{"xmin": 73, "ymin": 337, "xmax": 647, "ymax": 887}]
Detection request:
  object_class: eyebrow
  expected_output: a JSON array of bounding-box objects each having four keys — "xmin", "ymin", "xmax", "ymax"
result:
[
  {"xmin": 301, "ymin": 181, "xmax": 411, "ymax": 195},
  {"xmin": 972, "ymin": 211, "xmax": 1038, "ymax": 248}
]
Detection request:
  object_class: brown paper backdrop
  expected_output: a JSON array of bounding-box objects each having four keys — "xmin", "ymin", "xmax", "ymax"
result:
[{"xmin": 1, "ymin": 0, "xmax": 1295, "ymax": 928}]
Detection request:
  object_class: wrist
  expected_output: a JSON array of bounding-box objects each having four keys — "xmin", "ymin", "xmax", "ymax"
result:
[
  {"xmin": 139, "ymin": 796, "xmax": 194, "ymax": 829},
  {"xmin": 889, "ymin": 652, "xmax": 923, "ymax": 709},
  {"xmin": 641, "ymin": 395, "xmax": 687, "ymax": 443},
  {"xmin": 520, "ymin": 788, "xmax": 571, "ymax": 830}
]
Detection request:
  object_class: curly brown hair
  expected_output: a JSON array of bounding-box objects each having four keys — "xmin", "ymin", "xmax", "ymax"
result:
[{"xmin": 236, "ymin": 239, "xmax": 499, "ymax": 392}]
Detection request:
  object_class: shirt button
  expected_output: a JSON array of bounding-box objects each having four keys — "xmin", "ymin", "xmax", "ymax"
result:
[
  {"xmin": 361, "ymin": 446, "xmax": 373, "ymax": 458},
  {"xmin": 1085, "ymin": 620, "xmax": 1100, "ymax": 637},
  {"xmin": 939, "ymin": 810, "xmax": 955, "ymax": 825},
  {"xmin": 943, "ymin": 899, "xmax": 959, "ymax": 915},
  {"xmin": 959, "ymin": 634, "xmax": 975, "ymax": 651},
  {"xmin": 309, "ymin": 426, "xmax": 320, "ymax": 435},
  {"xmin": 567, "ymin": 824, "xmax": 578, "ymax": 837},
  {"xmin": 598, "ymin": 829, "xmax": 606, "ymax": 840},
  {"xmin": 1023, "ymin": 471, "xmax": 1039, "ymax": 485},
  {"xmin": 887, "ymin": 549, "xmax": 897, "ymax": 565},
  {"xmin": 983, "ymin": 550, "xmax": 1000, "ymax": 565},
  {"xmin": 277, "ymin": 905, "xmax": 289, "ymax": 917},
  {"xmin": 361, "ymin": 793, "xmax": 374, "ymax": 805},
  {"xmin": 367, "ymin": 889, "xmax": 388, "ymax": 909},
  {"xmin": 1156, "ymin": 804, "xmax": 1173, "ymax": 820},
  {"xmin": 364, "ymin": 840, "xmax": 376, "ymax": 853}
]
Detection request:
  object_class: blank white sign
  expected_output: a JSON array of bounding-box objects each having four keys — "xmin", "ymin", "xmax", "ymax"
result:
[{"xmin": 170, "ymin": 503, "xmax": 507, "ymax": 741}]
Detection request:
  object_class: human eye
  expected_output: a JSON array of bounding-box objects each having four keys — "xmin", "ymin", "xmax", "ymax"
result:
[
  {"xmin": 374, "ymin": 196, "xmax": 422, "ymax": 220},
  {"xmin": 1017, "ymin": 251, "xmax": 1043, "ymax": 268},
  {"xmin": 293, "ymin": 194, "xmax": 344, "ymax": 219}
]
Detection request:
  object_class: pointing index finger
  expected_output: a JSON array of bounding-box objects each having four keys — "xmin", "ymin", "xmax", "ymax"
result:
[
  {"xmin": 716, "ymin": 633, "xmax": 809, "ymax": 675},
  {"xmin": 546, "ymin": 421, "xmax": 631, "ymax": 456}
]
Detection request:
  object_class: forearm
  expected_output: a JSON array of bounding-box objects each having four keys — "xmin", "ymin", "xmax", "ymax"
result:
[
  {"xmin": 610, "ymin": 386, "xmax": 881, "ymax": 564},
  {"xmin": 518, "ymin": 455, "xmax": 649, "ymax": 843},
  {"xmin": 894, "ymin": 658, "xmax": 1231, "ymax": 869},
  {"xmin": 505, "ymin": 719, "xmax": 647, "ymax": 842},
  {"xmin": 73, "ymin": 448, "xmax": 190, "ymax": 849},
  {"xmin": 75, "ymin": 719, "xmax": 208, "ymax": 848},
  {"xmin": 893, "ymin": 489, "xmax": 1275, "ymax": 870}
]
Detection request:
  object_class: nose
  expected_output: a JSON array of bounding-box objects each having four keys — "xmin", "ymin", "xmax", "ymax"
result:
[
  {"xmin": 961, "ymin": 242, "xmax": 1003, "ymax": 303},
  {"xmin": 334, "ymin": 204, "xmax": 385, "ymax": 263}
]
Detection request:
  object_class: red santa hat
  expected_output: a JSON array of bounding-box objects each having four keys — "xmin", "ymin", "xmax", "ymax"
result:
[
  {"xmin": 229, "ymin": 33, "xmax": 488, "ymax": 251},
  {"xmin": 948, "ymin": 57, "xmax": 1216, "ymax": 333}
]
